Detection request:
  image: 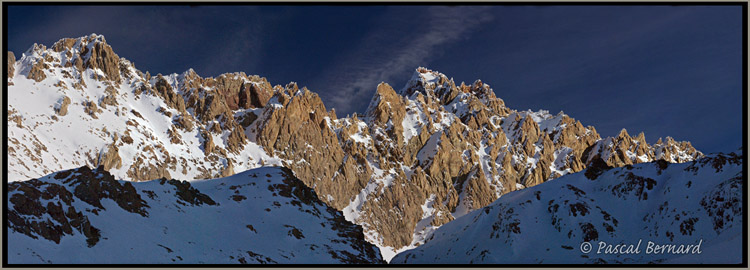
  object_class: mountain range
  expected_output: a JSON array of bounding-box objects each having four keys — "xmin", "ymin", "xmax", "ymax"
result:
[
  {"xmin": 391, "ymin": 151, "xmax": 743, "ymax": 264},
  {"xmin": 6, "ymin": 34, "xmax": 738, "ymax": 264}
]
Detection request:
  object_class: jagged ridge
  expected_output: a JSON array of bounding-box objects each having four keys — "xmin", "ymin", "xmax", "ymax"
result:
[
  {"xmin": 7, "ymin": 34, "xmax": 703, "ymax": 261},
  {"xmin": 391, "ymin": 152, "xmax": 743, "ymax": 263}
]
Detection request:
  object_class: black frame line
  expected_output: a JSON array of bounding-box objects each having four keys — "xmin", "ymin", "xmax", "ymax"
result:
[{"xmin": 2, "ymin": 1, "xmax": 747, "ymax": 268}]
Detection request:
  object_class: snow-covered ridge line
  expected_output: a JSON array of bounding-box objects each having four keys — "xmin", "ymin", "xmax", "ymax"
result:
[
  {"xmin": 345, "ymin": 66, "xmax": 704, "ymax": 260},
  {"xmin": 7, "ymin": 166, "xmax": 385, "ymax": 264},
  {"xmin": 8, "ymin": 33, "xmax": 283, "ymax": 183},
  {"xmin": 392, "ymin": 151, "xmax": 743, "ymax": 264},
  {"xmin": 8, "ymin": 34, "xmax": 707, "ymax": 263}
]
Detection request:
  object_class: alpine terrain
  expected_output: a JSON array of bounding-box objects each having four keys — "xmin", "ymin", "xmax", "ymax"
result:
[
  {"xmin": 7, "ymin": 166, "xmax": 384, "ymax": 264},
  {"xmin": 6, "ymin": 34, "xmax": 732, "ymax": 264},
  {"xmin": 391, "ymin": 151, "xmax": 743, "ymax": 264}
]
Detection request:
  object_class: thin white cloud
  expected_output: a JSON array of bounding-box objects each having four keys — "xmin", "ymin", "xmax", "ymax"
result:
[
  {"xmin": 198, "ymin": 12, "xmax": 265, "ymax": 77},
  {"xmin": 315, "ymin": 6, "xmax": 495, "ymax": 115}
]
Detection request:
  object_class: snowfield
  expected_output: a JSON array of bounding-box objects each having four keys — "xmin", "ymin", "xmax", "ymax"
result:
[
  {"xmin": 7, "ymin": 36, "xmax": 281, "ymax": 183},
  {"xmin": 6, "ymin": 34, "xmax": 729, "ymax": 265},
  {"xmin": 392, "ymin": 152, "xmax": 744, "ymax": 264},
  {"xmin": 7, "ymin": 166, "xmax": 384, "ymax": 264}
]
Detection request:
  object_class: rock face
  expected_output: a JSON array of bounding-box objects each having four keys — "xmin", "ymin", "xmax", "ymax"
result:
[
  {"xmin": 8, "ymin": 34, "xmax": 705, "ymax": 261},
  {"xmin": 253, "ymin": 84, "xmax": 370, "ymax": 211},
  {"xmin": 391, "ymin": 152, "xmax": 743, "ymax": 264},
  {"xmin": 96, "ymin": 144, "xmax": 123, "ymax": 171},
  {"xmin": 27, "ymin": 56, "xmax": 48, "ymax": 82},
  {"xmin": 8, "ymin": 51, "xmax": 15, "ymax": 79},
  {"xmin": 55, "ymin": 96, "xmax": 71, "ymax": 116},
  {"xmin": 8, "ymin": 34, "xmax": 278, "ymax": 183},
  {"xmin": 250, "ymin": 67, "xmax": 702, "ymax": 258},
  {"xmin": 7, "ymin": 166, "xmax": 385, "ymax": 264},
  {"xmin": 82, "ymin": 38, "xmax": 121, "ymax": 84},
  {"xmin": 7, "ymin": 166, "xmax": 148, "ymax": 249}
]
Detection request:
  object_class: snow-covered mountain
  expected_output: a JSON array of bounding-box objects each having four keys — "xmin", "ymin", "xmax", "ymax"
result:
[
  {"xmin": 7, "ymin": 166, "xmax": 384, "ymax": 264},
  {"xmin": 7, "ymin": 34, "xmax": 280, "ymax": 183},
  {"xmin": 7, "ymin": 34, "xmax": 708, "ymax": 262},
  {"xmin": 391, "ymin": 151, "xmax": 743, "ymax": 264},
  {"xmin": 253, "ymin": 67, "xmax": 704, "ymax": 260}
]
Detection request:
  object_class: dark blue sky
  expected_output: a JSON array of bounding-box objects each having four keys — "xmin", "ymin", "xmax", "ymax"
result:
[{"xmin": 7, "ymin": 5, "xmax": 744, "ymax": 154}]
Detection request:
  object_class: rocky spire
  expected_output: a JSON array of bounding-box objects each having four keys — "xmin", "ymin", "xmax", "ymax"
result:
[{"xmin": 7, "ymin": 35, "xmax": 706, "ymax": 260}]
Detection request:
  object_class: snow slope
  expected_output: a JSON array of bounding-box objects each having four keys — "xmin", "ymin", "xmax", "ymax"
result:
[
  {"xmin": 5, "ymin": 34, "xmax": 709, "ymax": 263},
  {"xmin": 7, "ymin": 34, "xmax": 280, "ymax": 182},
  {"xmin": 392, "ymin": 151, "xmax": 744, "ymax": 264},
  {"xmin": 7, "ymin": 166, "xmax": 384, "ymax": 264}
]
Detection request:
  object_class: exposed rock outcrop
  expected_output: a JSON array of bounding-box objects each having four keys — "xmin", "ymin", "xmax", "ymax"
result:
[
  {"xmin": 81, "ymin": 36, "xmax": 121, "ymax": 84},
  {"xmin": 8, "ymin": 179, "xmax": 102, "ymax": 247},
  {"xmin": 84, "ymin": 100, "xmax": 99, "ymax": 119},
  {"xmin": 8, "ymin": 166, "xmax": 385, "ymax": 264},
  {"xmin": 8, "ymin": 51, "xmax": 15, "ymax": 79},
  {"xmin": 27, "ymin": 58, "xmax": 48, "ymax": 82},
  {"xmin": 250, "ymin": 67, "xmax": 703, "ymax": 254},
  {"xmin": 55, "ymin": 96, "xmax": 71, "ymax": 116},
  {"xmin": 126, "ymin": 156, "xmax": 172, "ymax": 181},
  {"xmin": 96, "ymin": 144, "xmax": 123, "ymax": 171},
  {"xmin": 391, "ymin": 152, "xmax": 742, "ymax": 264},
  {"xmin": 254, "ymin": 85, "xmax": 369, "ymax": 210},
  {"xmin": 8, "ymin": 34, "xmax": 705, "ymax": 260},
  {"xmin": 7, "ymin": 166, "xmax": 151, "ymax": 248}
]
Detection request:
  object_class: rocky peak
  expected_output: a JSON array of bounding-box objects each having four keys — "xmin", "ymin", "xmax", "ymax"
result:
[
  {"xmin": 586, "ymin": 128, "xmax": 703, "ymax": 168},
  {"xmin": 82, "ymin": 37, "xmax": 121, "ymax": 84},
  {"xmin": 399, "ymin": 67, "xmax": 466, "ymax": 107},
  {"xmin": 635, "ymin": 131, "xmax": 647, "ymax": 143},
  {"xmin": 317, "ymin": 66, "xmax": 704, "ymax": 258},
  {"xmin": 366, "ymin": 82, "xmax": 406, "ymax": 127},
  {"xmin": 51, "ymin": 33, "xmax": 107, "ymax": 53},
  {"xmin": 400, "ymin": 67, "xmax": 444, "ymax": 96},
  {"xmin": 7, "ymin": 35, "xmax": 709, "ymax": 262},
  {"xmin": 653, "ymin": 136, "xmax": 701, "ymax": 163},
  {"xmin": 8, "ymin": 34, "xmax": 284, "ymax": 182},
  {"xmin": 13, "ymin": 34, "xmax": 121, "ymax": 85},
  {"xmin": 616, "ymin": 128, "xmax": 630, "ymax": 139},
  {"xmin": 53, "ymin": 34, "xmax": 120, "ymax": 83},
  {"xmin": 396, "ymin": 68, "xmax": 510, "ymax": 126}
]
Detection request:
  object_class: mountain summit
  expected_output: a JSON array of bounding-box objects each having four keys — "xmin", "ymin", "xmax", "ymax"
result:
[{"xmin": 7, "ymin": 34, "xmax": 704, "ymax": 262}]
